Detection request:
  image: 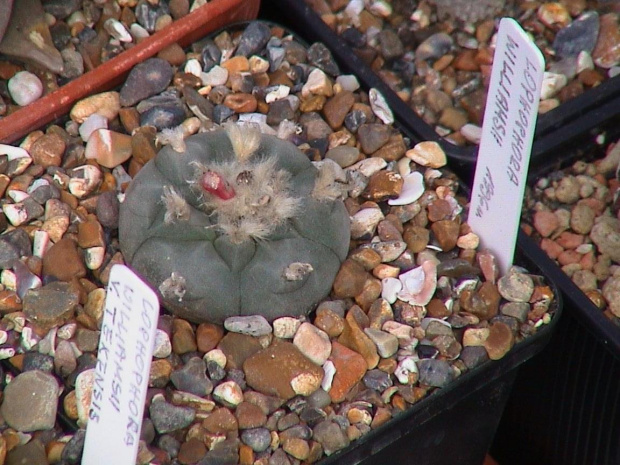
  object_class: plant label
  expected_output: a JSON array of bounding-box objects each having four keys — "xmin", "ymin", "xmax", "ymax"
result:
[
  {"xmin": 469, "ymin": 18, "xmax": 545, "ymax": 275},
  {"xmin": 82, "ymin": 265, "xmax": 159, "ymax": 465}
]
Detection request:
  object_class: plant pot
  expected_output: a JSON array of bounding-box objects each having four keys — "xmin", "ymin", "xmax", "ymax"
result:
[
  {"xmin": 0, "ymin": 16, "xmax": 562, "ymax": 465},
  {"xmin": 0, "ymin": 0, "xmax": 261, "ymax": 145},
  {"xmin": 491, "ymin": 122, "xmax": 620, "ymax": 465},
  {"xmin": 259, "ymin": 0, "xmax": 620, "ymax": 185}
]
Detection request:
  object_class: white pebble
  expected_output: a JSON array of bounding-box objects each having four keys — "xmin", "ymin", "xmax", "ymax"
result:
[
  {"xmin": 348, "ymin": 157, "xmax": 387, "ymax": 177},
  {"xmin": 153, "ymin": 329, "xmax": 172, "ymax": 358},
  {"xmin": 129, "ymin": 23, "xmax": 150, "ymax": 41},
  {"xmin": 21, "ymin": 327, "xmax": 40, "ymax": 351},
  {"xmin": 265, "ymin": 85, "xmax": 290, "ymax": 103},
  {"xmin": 381, "ymin": 277, "xmax": 402, "ymax": 304},
  {"xmin": 576, "ymin": 51, "xmax": 594, "ymax": 74},
  {"xmin": 224, "ymin": 315, "xmax": 272, "ymax": 337},
  {"xmin": 460, "ymin": 124, "xmax": 482, "ymax": 144},
  {"xmin": 2, "ymin": 203, "xmax": 28, "ymax": 227},
  {"xmin": 369, "ymin": 88, "xmax": 394, "ymax": 124},
  {"xmin": 104, "ymin": 18, "xmax": 132, "ymax": 42},
  {"xmin": 350, "ymin": 207, "xmax": 384, "ymax": 239},
  {"xmin": 68, "ymin": 165, "xmax": 102, "ymax": 198},
  {"xmin": 184, "ymin": 58, "xmax": 203, "ymax": 77},
  {"xmin": 395, "ymin": 356, "xmax": 418, "ymax": 384},
  {"xmin": 273, "ymin": 317, "xmax": 302, "ymax": 339},
  {"xmin": 0, "ymin": 144, "xmax": 30, "ymax": 161},
  {"xmin": 204, "ymin": 349, "xmax": 227, "ymax": 368},
  {"xmin": 75, "ymin": 369, "xmax": 94, "ymax": 427},
  {"xmin": 321, "ymin": 360, "xmax": 336, "ymax": 392},
  {"xmin": 335, "ymin": 75, "xmax": 360, "ymax": 92},
  {"xmin": 58, "ymin": 322, "xmax": 77, "ymax": 340},
  {"xmin": 79, "ymin": 113, "xmax": 108, "ymax": 142},
  {"xmin": 213, "ymin": 380, "xmax": 243, "ymax": 407},
  {"xmin": 540, "ymin": 72, "xmax": 568, "ymax": 100},
  {"xmin": 201, "ymin": 65, "xmax": 228, "ymax": 87},
  {"xmin": 8, "ymin": 71, "xmax": 43, "ymax": 106},
  {"xmin": 388, "ymin": 171, "xmax": 425, "ymax": 206}
]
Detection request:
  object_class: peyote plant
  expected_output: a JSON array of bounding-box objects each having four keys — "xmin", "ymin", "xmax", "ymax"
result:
[{"xmin": 119, "ymin": 123, "xmax": 350, "ymax": 324}]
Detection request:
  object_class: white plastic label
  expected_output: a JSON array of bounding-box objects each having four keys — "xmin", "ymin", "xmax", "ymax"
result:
[
  {"xmin": 468, "ymin": 18, "xmax": 545, "ymax": 275},
  {"xmin": 82, "ymin": 265, "xmax": 159, "ymax": 465}
]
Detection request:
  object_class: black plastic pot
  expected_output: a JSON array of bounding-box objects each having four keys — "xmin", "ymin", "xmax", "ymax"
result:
[
  {"xmin": 491, "ymin": 126, "xmax": 620, "ymax": 465},
  {"xmin": 260, "ymin": 0, "xmax": 620, "ymax": 186},
  {"xmin": 249, "ymin": 10, "xmax": 564, "ymax": 465}
]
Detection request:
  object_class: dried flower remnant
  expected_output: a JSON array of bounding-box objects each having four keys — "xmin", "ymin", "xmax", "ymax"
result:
[{"xmin": 157, "ymin": 126, "xmax": 187, "ymax": 153}]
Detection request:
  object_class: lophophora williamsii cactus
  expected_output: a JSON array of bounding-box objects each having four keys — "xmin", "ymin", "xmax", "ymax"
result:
[{"xmin": 119, "ymin": 123, "xmax": 350, "ymax": 324}]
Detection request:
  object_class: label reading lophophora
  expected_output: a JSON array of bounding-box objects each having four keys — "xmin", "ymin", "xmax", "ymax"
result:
[
  {"xmin": 469, "ymin": 18, "xmax": 545, "ymax": 275},
  {"xmin": 82, "ymin": 264, "xmax": 159, "ymax": 465}
]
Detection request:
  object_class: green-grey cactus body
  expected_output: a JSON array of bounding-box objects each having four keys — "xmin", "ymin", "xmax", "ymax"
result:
[{"xmin": 119, "ymin": 125, "xmax": 350, "ymax": 324}]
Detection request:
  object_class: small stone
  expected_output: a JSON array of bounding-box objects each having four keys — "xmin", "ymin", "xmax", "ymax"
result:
[
  {"xmin": 483, "ymin": 321, "xmax": 515, "ymax": 360},
  {"xmin": 460, "ymin": 345, "xmax": 489, "ymax": 369},
  {"xmin": 497, "ymin": 271, "xmax": 535, "ymax": 302},
  {"xmin": 170, "ymin": 357, "xmax": 213, "ymax": 396},
  {"xmin": 590, "ymin": 217, "xmax": 620, "ymax": 262},
  {"xmin": 213, "ymin": 380, "xmax": 244, "ymax": 407},
  {"xmin": 332, "ymin": 259, "xmax": 368, "ymax": 298},
  {"xmin": 178, "ymin": 438, "xmax": 207, "ymax": 465},
  {"xmin": 323, "ymin": 91, "xmax": 355, "ymax": 129},
  {"xmin": 312, "ymin": 420, "xmax": 350, "ymax": 456},
  {"xmin": 293, "ymin": 322, "xmax": 332, "ymax": 366},
  {"xmin": 350, "ymin": 207, "xmax": 384, "ymax": 240},
  {"xmin": 532, "ymin": 210, "xmax": 559, "ymax": 237},
  {"xmin": 363, "ymin": 170, "xmax": 403, "ymax": 201},
  {"xmin": 202, "ymin": 406, "xmax": 238, "ymax": 433},
  {"xmin": 431, "ymin": 219, "xmax": 460, "ymax": 251},
  {"xmin": 240, "ymin": 427, "xmax": 271, "ymax": 452},
  {"xmin": 416, "ymin": 33, "xmax": 453, "ymax": 61},
  {"xmin": 30, "ymin": 133, "xmax": 65, "ymax": 168},
  {"xmin": 96, "ymin": 191, "xmax": 120, "ymax": 229},
  {"xmin": 570, "ymin": 203, "xmax": 596, "ymax": 234},
  {"xmin": 282, "ymin": 437, "xmax": 310, "ymax": 460},
  {"xmin": 363, "ymin": 368, "xmax": 393, "ymax": 391},
  {"xmin": 235, "ymin": 401, "xmax": 267, "ymax": 429},
  {"xmin": 218, "ymin": 332, "xmax": 262, "ymax": 369},
  {"xmin": 171, "ymin": 318, "xmax": 197, "ymax": 354},
  {"xmin": 307, "ymin": 42, "xmax": 340, "ymax": 76},
  {"xmin": 235, "ymin": 22, "xmax": 272, "ymax": 57},
  {"xmin": 406, "ymin": 141, "xmax": 447, "ymax": 168},
  {"xmin": 5, "ymin": 440, "xmax": 48, "ymax": 465},
  {"xmin": 243, "ymin": 340, "xmax": 323, "ymax": 400},
  {"xmin": 150, "ymin": 399, "xmax": 196, "ymax": 434},
  {"xmin": 302, "ymin": 68, "xmax": 333, "ymax": 97},
  {"xmin": 364, "ymin": 327, "xmax": 399, "ymax": 358},
  {"xmin": 196, "ymin": 323, "xmax": 224, "ymax": 353},
  {"xmin": 417, "ymin": 358, "xmax": 454, "ymax": 388},
  {"xmin": 120, "ymin": 58, "xmax": 173, "ymax": 107},
  {"xmin": 23, "ymin": 281, "xmax": 79, "ymax": 331},
  {"xmin": 8, "ymin": 71, "xmax": 43, "ymax": 106},
  {"xmin": 224, "ymin": 315, "xmax": 272, "ymax": 337},
  {"xmin": 357, "ymin": 123, "xmax": 390, "ymax": 154},
  {"xmin": 328, "ymin": 341, "xmax": 367, "ymax": 403},
  {"xmin": 314, "ymin": 307, "xmax": 345, "ymax": 338},
  {"xmin": 153, "ymin": 329, "xmax": 172, "ymax": 358},
  {"xmin": 1, "ymin": 370, "xmax": 59, "ymax": 431},
  {"xmin": 273, "ymin": 317, "xmax": 302, "ymax": 339},
  {"xmin": 553, "ymin": 11, "xmax": 600, "ymax": 58},
  {"xmin": 85, "ymin": 129, "xmax": 132, "ymax": 168},
  {"xmin": 70, "ymin": 91, "xmax": 121, "ymax": 123}
]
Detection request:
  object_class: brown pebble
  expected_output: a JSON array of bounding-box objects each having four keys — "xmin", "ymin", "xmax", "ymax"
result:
[
  {"xmin": 157, "ymin": 43, "xmax": 187, "ymax": 66},
  {"xmin": 483, "ymin": 321, "xmax": 515, "ymax": 360},
  {"xmin": 42, "ymin": 237, "xmax": 87, "ymax": 281},
  {"xmin": 314, "ymin": 307, "xmax": 345, "ymax": 338},
  {"xmin": 328, "ymin": 341, "xmax": 367, "ymax": 403},
  {"xmin": 363, "ymin": 170, "xmax": 403, "ymax": 201},
  {"xmin": 196, "ymin": 323, "xmax": 224, "ymax": 353},
  {"xmin": 149, "ymin": 359, "xmax": 173, "ymax": 387},
  {"xmin": 171, "ymin": 318, "xmax": 197, "ymax": 354},
  {"xmin": 77, "ymin": 219, "xmax": 105, "ymax": 248},
  {"xmin": 223, "ymin": 93, "xmax": 258, "ymax": 113},
  {"xmin": 222, "ymin": 56, "xmax": 250, "ymax": 73},
  {"xmin": 177, "ymin": 438, "xmax": 207, "ymax": 465},
  {"xmin": 30, "ymin": 133, "xmax": 65, "ymax": 168},
  {"xmin": 202, "ymin": 407, "xmax": 238, "ymax": 433},
  {"xmin": 323, "ymin": 90, "xmax": 355, "ymax": 129},
  {"xmin": 243, "ymin": 340, "xmax": 323, "ymax": 400},
  {"xmin": 332, "ymin": 259, "xmax": 368, "ymax": 298},
  {"xmin": 235, "ymin": 401, "xmax": 267, "ymax": 429},
  {"xmin": 217, "ymin": 332, "xmax": 263, "ymax": 370},
  {"xmin": 282, "ymin": 438, "xmax": 310, "ymax": 460},
  {"xmin": 430, "ymin": 219, "xmax": 460, "ymax": 251}
]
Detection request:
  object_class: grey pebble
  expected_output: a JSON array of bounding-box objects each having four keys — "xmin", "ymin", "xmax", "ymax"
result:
[
  {"xmin": 415, "ymin": 32, "xmax": 453, "ymax": 61},
  {"xmin": 149, "ymin": 399, "xmax": 196, "ymax": 434},
  {"xmin": 42, "ymin": 0, "xmax": 81, "ymax": 19},
  {"xmin": 378, "ymin": 29, "xmax": 404, "ymax": 61},
  {"xmin": 213, "ymin": 104, "xmax": 235, "ymax": 124},
  {"xmin": 170, "ymin": 356, "xmax": 214, "ymax": 396},
  {"xmin": 158, "ymin": 434, "xmax": 182, "ymax": 458},
  {"xmin": 236, "ymin": 21, "xmax": 272, "ymax": 57},
  {"xmin": 23, "ymin": 282, "xmax": 79, "ymax": 330},
  {"xmin": 417, "ymin": 358, "xmax": 454, "ymax": 387},
  {"xmin": 207, "ymin": 359, "xmax": 226, "ymax": 381},
  {"xmin": 1, "ymin": 370, "xmax": 59, "ymax": 432},
  {"xmin": 197, "ymin": 438, "xmax": 239, "ymax": 465},
  {"xmin": 312, "ymin": 419, "xmax": 350, "ymax": 456},
  {"xmin": 120, "ymin": 58, "xmax": 174, "ymax": 107},
  {"xmin": 135, "ymin": 0, "xmax": 170, "ymax": 32},
  {"xmin": 22, "ymin": 352, "xmax": 54, "ymax": 373},
  {"xmin": 553, "ymin": 11, "xmax": 600, "ymax": 58},
  {"xmin": 224, "ymin": 315, "xmax": 272, "ymax": 337},
  {"xmin": 307, "ymin": 42, "xmax": 340, "ymax": 76},
  {"xmin": 460, "ymin": 346, "xmax": 490, "ymax": 370},
  {"xmin": 61, "ymin": 429, "xmax": 86, "ymax": 464},
  {"xmin": 96, "ymin": 190, "xmax": 120, "ymax": 229},
  {"xmin": 240, "ymin": 427, "xmax": 272, "ymax": 452},
  {"xmin": 5, "ymin": 439, "xmax": 48, "ymax": 465},
  {"xmin": 363, "ymin": 368, "xmax": 393, "ymax": 391}
]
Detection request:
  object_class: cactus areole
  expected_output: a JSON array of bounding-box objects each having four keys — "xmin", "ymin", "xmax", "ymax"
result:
[{"xmin": 119, "ymin": 124, "xmax": 350, "ymax": 324}]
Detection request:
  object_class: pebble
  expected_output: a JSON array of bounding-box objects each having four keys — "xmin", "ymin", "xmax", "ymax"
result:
[
  {"xmin": 120, "ymin": 58, "xmax": 174, "ymax": 107},
  {"xmin": 8, "ymin": 71, "xmax": 43, "ymax": 106},
  {"xmin": 293, "ymin": 322, "xmax": 332, "ymax": 366},
  {"xmin": 70, "ymin": 91, "xmax": 121, "ymax": 123},
  {"xmin": 23, "ymin": 282, "xmax": 79, "ymax": 332},
  {"xmin": 170, "ymin": 356, "xmax": 213, "ymax": 396},
  {"xmin": 240, "ymin": 427, "xmax": 272, "ymax": 452},
  {"xmin": 273, "ymin": 317, "xmax": 303, "ymax": 339},
  {"xmin": 213, "ymin": 380, "xmax": 244, "ymax": 407},
  {"xmin": 417, "ymin": 359, "xmax": 454, "ymax": 388},
  {"xmin": 149, "ymin": 399, "xmax": 196, "ymax": 434},
  {"xmin": 497, "ymin": 270, "xmax": 535, "ymax": 302},
  {"xmin": 224, "ymin": 315, "xmax": 272, "ymax": 337},
  {"xmin": 243, "ymin": 340, "xmax": 323, "ymax": 400},
  {"xmin": 1, "ymin": 370, "xmax": 59, "ymax": 431},
  {"xmin": 312, "ymin": 420, "xmax": 350, "ymax": 456}
]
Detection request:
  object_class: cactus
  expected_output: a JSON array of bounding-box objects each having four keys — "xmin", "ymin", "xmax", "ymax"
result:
[{"xmin": 119, "ymin": 123, "xmax": 350, "ymax": 324}]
